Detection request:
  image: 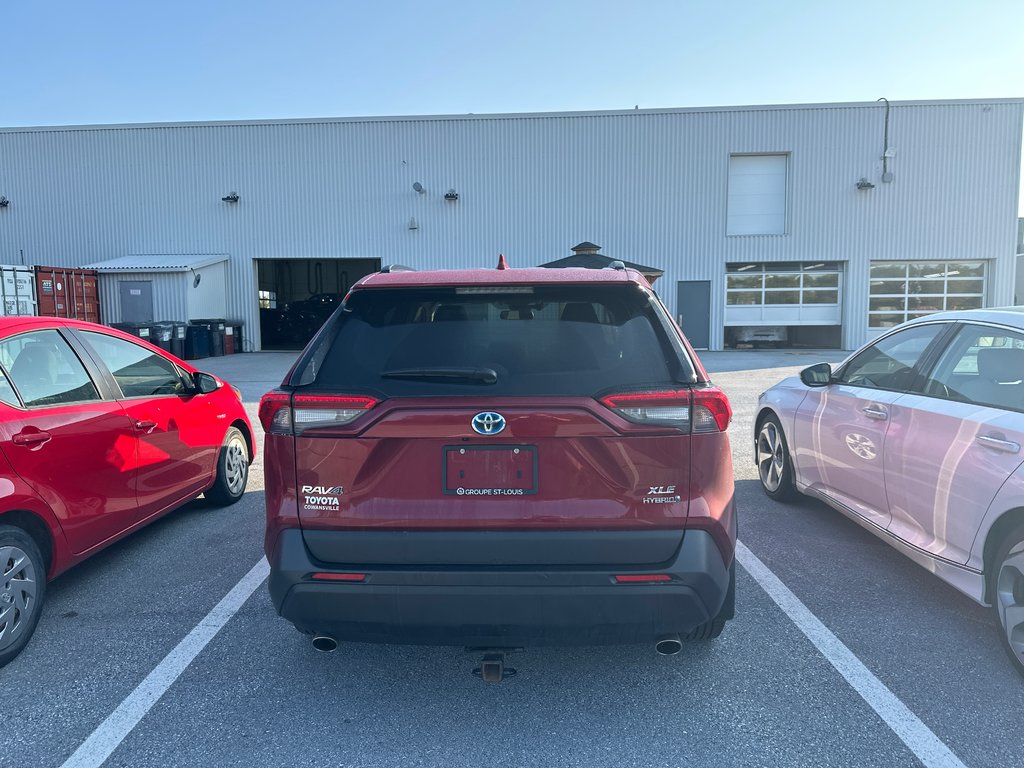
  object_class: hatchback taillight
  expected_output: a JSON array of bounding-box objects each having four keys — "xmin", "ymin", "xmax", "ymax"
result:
[
  {"xmin": 598, "ymin": 387, "xmax": 731, "ymax": 432},
  {"xmin": 258, "ymin": 391, "xmax": 379, "ymax": 435}
]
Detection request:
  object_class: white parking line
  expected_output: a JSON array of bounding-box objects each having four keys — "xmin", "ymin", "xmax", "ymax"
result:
[
  {"xmin": 60, "ymin": 557, "xmax": 270, "ymax": 768},
  {"xmin": 59, "ymin": 545, "xmax": 965, "ymax": 768},
  {"xmin": 735, "ymin": 541, "xmax": 966, "ymax": 768}
]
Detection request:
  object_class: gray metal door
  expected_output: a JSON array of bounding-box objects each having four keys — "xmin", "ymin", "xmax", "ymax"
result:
[
  {"xmin": 119, "ymin": 281, "xmax": 153, "ymax": 323},
  {"xmin": 676, "ymin": 281, "xmax": 711, "ymax": 349}
]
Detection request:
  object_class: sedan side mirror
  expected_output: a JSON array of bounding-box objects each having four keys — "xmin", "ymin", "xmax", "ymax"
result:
[
  {"xmin": 193, "ymin": 372, "xmax": 222, "ymax": 395},
  {"xmin": 800, "ymin": 362, "xmax": 833, "ymax": 387}
]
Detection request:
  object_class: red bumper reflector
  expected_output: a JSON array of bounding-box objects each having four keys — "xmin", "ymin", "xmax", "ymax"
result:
[
  {"xmin": 311, "ymin": 572, "xmax": 366, "ymax": 582},
  {"xmin": 613, "ymin": 574, "xmax": 672, "ymax": 583}
]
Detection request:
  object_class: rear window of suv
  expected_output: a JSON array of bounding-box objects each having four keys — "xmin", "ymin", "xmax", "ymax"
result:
[{"xmin": 291, "ymin": 283, "xmax": 697, "ymax": 397}]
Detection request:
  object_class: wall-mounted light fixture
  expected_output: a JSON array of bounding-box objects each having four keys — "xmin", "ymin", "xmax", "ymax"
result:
[
  {"xmin": 856, "ymin": 178, "xmax": 875, "ymax": 191},
  {"xmin": 408, "ymin": 217, "xmax": 418, "ymax": 230},
  {"xmin": 0, "ymin": 196, "xmax": 9, "ymax": 208},
  {"xmin": 222, "ymin": 192, "xmax": 240, "ymax": 203},
  {"xmin": 412, "ymin": 182, "xmax": 425, "ymax": 194},
  {"xmin": 444, "ymin": 188, "xmax": 459, "ymax": 202}
]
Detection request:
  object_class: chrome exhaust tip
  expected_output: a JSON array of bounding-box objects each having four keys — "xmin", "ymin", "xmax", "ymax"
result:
[
  {"xmin": 312, "ymin": 634, "xmax": 338, "ymax": 653},
  {"xmin": 655, "ymin": 634, "xmax": 682, "ymax": 656}
]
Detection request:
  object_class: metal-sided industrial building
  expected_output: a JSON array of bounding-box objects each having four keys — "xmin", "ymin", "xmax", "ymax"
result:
[{"xmin": 1, "ymin": 97, "xmax": 1022, "ymax": 351}]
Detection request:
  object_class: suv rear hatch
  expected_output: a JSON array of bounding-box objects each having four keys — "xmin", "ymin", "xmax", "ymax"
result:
[{"xmin": 266, "ymin": 282, "xmax": 727, "ymax": 566}]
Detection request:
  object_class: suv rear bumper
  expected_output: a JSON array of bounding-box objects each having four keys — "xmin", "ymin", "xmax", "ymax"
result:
[{"xmin": 268, "ymin": 528, "xmax": 733, "ymax": 646}]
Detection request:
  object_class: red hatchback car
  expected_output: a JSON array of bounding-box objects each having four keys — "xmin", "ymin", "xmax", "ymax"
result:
[
  {"xmin": 0, "ymin": 317, "xmax": 254, "ymax": 667},
  {"xmin": 261, "ymin": 264, "xmax": 735, "ymax": 666}
]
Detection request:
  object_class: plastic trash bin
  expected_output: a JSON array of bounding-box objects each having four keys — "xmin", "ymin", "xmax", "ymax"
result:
[
  {"xmin": 228, "ymin": 321, "xmax": 245, "ymax": 353},
  {"xmin": 150, "ymin": 322, "xmax": 175, "ymax": 353},
  {"xmin": 194, "ymin": 318, "xmax": 226, "ymax": 357},
  {"xmin": 111, "ymin": 322, "xmax": 154, "ymax": 342},
  {"xmin": 184, "ymin": 323, "xmax": 211, "ymax": 360},
  {"xmin": 170, "ymin": 322, "xmax": 187, "ymax": 359}
]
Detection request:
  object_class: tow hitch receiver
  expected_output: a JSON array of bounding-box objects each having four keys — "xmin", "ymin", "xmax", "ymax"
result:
[{"xmin": 468, "ymin": 647, "xmax": 521, "ymax": 683}]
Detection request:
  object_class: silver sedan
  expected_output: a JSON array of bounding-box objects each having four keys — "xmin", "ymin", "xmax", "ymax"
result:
[{"xmin": 755, "ymin": 307, "xmax": 1024, "ymax": 676}]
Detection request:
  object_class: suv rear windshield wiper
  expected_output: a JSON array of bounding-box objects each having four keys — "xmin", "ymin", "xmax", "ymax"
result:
[{"xmin": 381, "ymin": 367, "xmax": 498, "ymax": 385}]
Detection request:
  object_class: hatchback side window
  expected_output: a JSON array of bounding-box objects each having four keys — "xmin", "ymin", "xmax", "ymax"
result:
[
  {"xmin": 0, "ymin": 330, "xmax": 100, "ymax": 407},
  {"xmin": 81, "ymin": 331, "xmax": 189, "ymax": 398},
  {"xmin": 920, "ymin": 325, "xmax": 1024, "ymax": 411},
  {"xmin": 0, "ymin": 370, "xmax": 20, "ymax": 407},
  {"xmin": 839, "ymin": 323, "xmax": 946, "ymax": 392}
]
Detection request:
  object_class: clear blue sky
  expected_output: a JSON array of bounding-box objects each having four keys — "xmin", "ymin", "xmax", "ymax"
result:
[{"xmin": 4, "ymin": 0, "xmax": 1023, "ymax": 208}]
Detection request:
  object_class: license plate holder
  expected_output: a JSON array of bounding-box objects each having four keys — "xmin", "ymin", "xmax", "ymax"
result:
[{"xmin": 443, "ymin": 445, "xmax": 538, "ymax": 496}]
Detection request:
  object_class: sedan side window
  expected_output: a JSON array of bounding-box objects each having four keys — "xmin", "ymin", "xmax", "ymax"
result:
[
  {"xmin": 921, "ymin": 325, "xmax": 1024, "ymax": 411},
  {"xmin": 0, "ymin": 330, "xmax": 100, "ymax": 407},
  {"xmin": 81, "ymin": 331, "xmax": 189, "ymax": 398},
  {"xmin": 839, "ymin": 323, "xmax": 946, "ymax": 392}
]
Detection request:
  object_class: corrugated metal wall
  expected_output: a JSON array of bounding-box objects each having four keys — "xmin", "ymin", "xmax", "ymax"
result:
[
  {"xmin": 186, "ymin": 261, "xmax": 227, "ymax": 321},
  {"xmin": 1, "ymin": 99, "xmax": 1021, "ymax": 349},
  {"xmin": 97, "ymin": 272, "xmax": 187, "ymax": 325}
]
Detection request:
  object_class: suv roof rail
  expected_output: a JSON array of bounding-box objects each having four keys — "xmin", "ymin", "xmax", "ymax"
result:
[
  {"xmin": 604, "ymin": 260, "xmax": 627, "ymax": 271},
  {"xmin": 379, "ymin": 264, "xmax": 416, "ymax": 274}
]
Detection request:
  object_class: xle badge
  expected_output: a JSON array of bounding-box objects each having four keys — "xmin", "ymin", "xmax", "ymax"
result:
[{"xmin": 644, "ymin": 485, "xmax": 681, "ymax": 505}]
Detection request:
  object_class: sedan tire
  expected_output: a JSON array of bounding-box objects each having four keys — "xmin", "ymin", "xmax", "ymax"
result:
[
  {"xmin": 757, "ymin": 413, "xmax": 796, "ymax": 502},
  {"xmin": 0, "ymin": 524, "xmax": 47, "ymax": 669},
  {"xmin": 993, "ymin": 524, "xmax": 1024, "ymax": 676},
  {"xmin": 204, "ymin": 427, "xmax": 249, "ymax": 506}
]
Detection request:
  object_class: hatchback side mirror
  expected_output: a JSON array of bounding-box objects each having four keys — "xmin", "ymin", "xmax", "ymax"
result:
[
  {"xmin": 800, "ymin": 362, "xmax": 833, "ymax": 387},
  {"xmin": 193, "ymin": 372, "xmax": 222, "ymax": 395}
]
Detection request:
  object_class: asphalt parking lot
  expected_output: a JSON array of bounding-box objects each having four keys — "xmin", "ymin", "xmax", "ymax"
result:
[{"xmin": 4, "ymin": 349, "xmax": 1023, "ymax": 768}]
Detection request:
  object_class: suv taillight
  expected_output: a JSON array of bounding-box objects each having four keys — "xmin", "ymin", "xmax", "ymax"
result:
[
  {"xmin": 598, "ymin": 387, "xmax": 731, "ymax": 432},
  {"xmin": 258, "ymin": 391, "xmax": 379, "ymax": 435},
  {"xmin": 691, "ymin": 387, "xmax": 732, "ymax": 432}
]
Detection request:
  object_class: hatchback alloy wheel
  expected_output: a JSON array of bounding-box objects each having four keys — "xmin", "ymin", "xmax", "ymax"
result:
[
  {"xmin": 0, "ymin": 545, "xmax": 38, "ymax": 653},
  {"xmin": 224, "ymin": 434, "xmax": 249, "ymax": 496}
]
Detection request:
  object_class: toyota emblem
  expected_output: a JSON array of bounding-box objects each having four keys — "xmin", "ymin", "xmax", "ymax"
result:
[{"xmin": 471, "ymin": 411, "xmax": 506, "ymax": 435}]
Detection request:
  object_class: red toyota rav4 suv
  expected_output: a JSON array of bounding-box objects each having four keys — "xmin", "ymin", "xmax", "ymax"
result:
[{"xmin": 261, "ymin": 263, "xmax": 735, "ymax": 662}]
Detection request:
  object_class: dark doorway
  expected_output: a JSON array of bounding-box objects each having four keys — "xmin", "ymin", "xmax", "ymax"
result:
[
  {"xmin": 256, "ymin": 258, "xmax": 381, "ymax": 349},
  {"xmin": 676, "ymin": 280, "xmax": 711, "ymax": 349}
]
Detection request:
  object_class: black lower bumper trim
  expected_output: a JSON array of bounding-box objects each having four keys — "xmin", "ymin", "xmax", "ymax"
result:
[{"xmin": 268, "ymin": 528, "xmax": 732, "ymax": 647}]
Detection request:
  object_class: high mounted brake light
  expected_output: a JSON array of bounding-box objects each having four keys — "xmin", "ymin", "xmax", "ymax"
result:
[
  {"xmin": 258, "ymin": 391, "xmax": 379, "ymax": 435},
  {"xmin": 598, "ymin": 387, "xmax": 731, "ymax": 432}
]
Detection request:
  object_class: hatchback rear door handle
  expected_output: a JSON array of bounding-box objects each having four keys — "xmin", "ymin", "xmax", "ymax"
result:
[
  {"xmin": 12, "ymin": 430, "xmax": 52, "ymax": 447},
  {"xmin": 976, "ymin": 434, "xmax": 1021, "ymax": 454},
  {"xmin": 861, "ymin": 407, "xmax": 888, "ymax": 420},
  {"xmin": 135, "ymin": 420, "xmax": 157, "ymax": 432}
]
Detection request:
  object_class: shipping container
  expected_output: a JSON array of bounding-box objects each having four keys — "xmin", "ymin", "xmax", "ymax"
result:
[
  {"xmin": 34, "ymin": 266, "xmax": 101, "ymax": 323},
  {"xmin": 0, "ymin": 266, "xmax": 38, "ymax": 317}
]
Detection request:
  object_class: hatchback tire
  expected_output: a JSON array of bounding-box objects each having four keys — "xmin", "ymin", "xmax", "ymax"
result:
[
  {"xmin": 992, "ymin": 524, "xmax": 1024, "ymax": 676},
  {"xmin": 205, "ymin": 427, "xmax": 249, "ymax": 506},
  {"xmin": 757, "ymin": 413, "xmax": 796, "ymax": 502},
  {"xmin": 0, "ymin": 525, "xmax": 47, "ymax": 669}
]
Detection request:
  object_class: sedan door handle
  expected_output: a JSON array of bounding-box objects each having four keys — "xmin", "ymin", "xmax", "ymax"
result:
[
  {"xmin": 12, "ymin": 430, "xmax": 52, "ymax": 447},
  {"xmin": 976, "ymin": 434, "xmax": 1021, "ymax": 454},
  {"xmin": 135, "ymin": 420, "xmax": 158, "ymax": 432},
  {"xmin": 861, "ymin": 407, "xmax": 889, "ymax": 420}
]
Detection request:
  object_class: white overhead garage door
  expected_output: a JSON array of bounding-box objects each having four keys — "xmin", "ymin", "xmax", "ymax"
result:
[
  {"xmin": 727, "ymin": 154, "xmax": 788, "ymax": 235},
  {"xmin": 868, "ymin": 260, "xmax": 986, "ymax": 329},
  {"xmin": 725, "ymin": 262, "xmax": 843, "ymax": 325}
]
